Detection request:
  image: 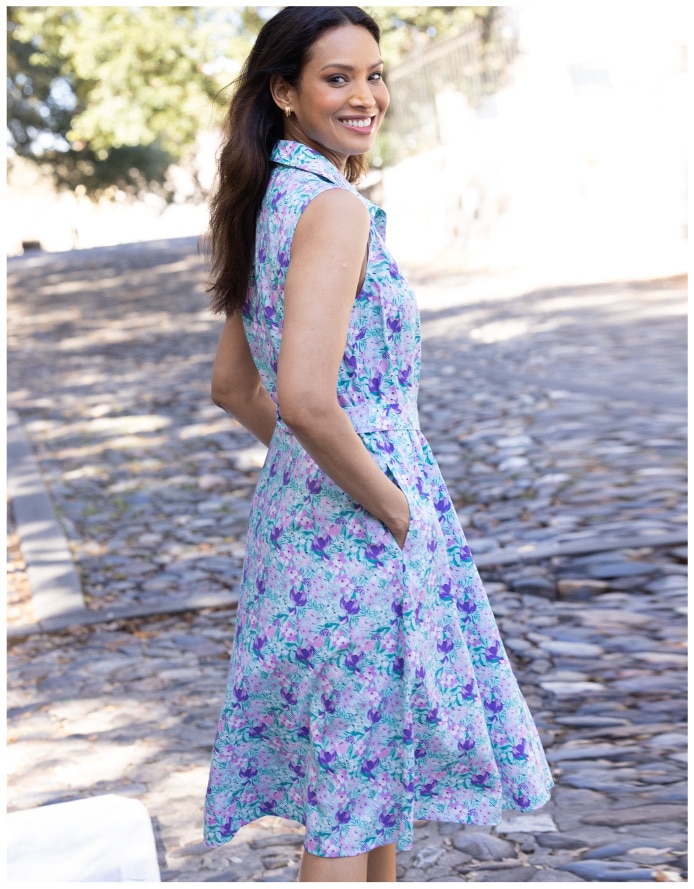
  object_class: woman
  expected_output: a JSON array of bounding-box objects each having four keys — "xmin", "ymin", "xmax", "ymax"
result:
[{"xmin": 203, "ymin": 6, "xmax": 553, "ymax": 882}]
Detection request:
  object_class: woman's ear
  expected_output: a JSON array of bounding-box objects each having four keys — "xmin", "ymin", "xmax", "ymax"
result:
[{"xmin": 269, "ymin": 75, "xmax": 293, "ymax": 113}]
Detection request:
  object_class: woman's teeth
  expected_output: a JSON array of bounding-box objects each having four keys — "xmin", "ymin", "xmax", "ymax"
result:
[{"xmin": 343, "ymin": 118, "xmax": 372, "ymax": 128}]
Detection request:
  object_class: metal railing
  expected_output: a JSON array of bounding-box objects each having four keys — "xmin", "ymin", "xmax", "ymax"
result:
[{"xmin": 375, "ymin": 14, "xmax": 519, "ymax": 167}]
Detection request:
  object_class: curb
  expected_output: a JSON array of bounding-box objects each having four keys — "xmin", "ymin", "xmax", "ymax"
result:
[
  {"xmin": 7, "ymin": 410, "xmax": 86, "ymax": 622},
  {"xmin": 473, "ymin": 531, "xmax": 688, "ymax": 568},
  {"xmin": 7, "ymin": 591, "xmax": 240, "ymax": 639}
]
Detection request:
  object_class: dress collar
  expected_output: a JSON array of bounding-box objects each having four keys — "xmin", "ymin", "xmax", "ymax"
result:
[
  {"xmin": 270, "ymin": 139, "xmax": 385, "ymax": 233},
  {"xmin": 271, "ymin": 140, "xmax": 355, "ymax": 190}
]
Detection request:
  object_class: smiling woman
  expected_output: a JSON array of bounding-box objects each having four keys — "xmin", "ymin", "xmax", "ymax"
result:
[
  {"xmin": 201, "ymin": 6, "xmax": 553, "ymax": 883},
  {"xmin": 269, "ymin": 26, "xmax": 389, "ymax": 164},
  {"xmin": 205, "ymin": 6, "xmax": 386, "ymax": 319}
]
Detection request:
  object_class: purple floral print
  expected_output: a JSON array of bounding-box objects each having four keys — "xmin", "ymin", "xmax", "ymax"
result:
[{"xmin": 203, "ymin": 141, "xmax": 553, "ymax": 859}]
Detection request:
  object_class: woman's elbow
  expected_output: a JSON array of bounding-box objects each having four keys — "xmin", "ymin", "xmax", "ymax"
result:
[
  {"xmin": 211, "ymin": 379, "xmax": 228, "ymax": 409},
  {"xmin": 211, "ymin": 377, "xmax": 244, "ymax": 416},
  {"xmin": 277, "ymin": 391, "xmax": 333, "ymax": 433}
]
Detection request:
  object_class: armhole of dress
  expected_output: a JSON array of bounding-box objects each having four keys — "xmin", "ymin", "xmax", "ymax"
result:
[{"xmin": 357, "ymin": 240, "xmax": 369, "ymax": 296}]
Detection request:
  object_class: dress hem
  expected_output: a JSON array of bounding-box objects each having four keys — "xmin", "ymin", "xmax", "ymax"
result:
[{"xmin": 203, "ymin": 784, "xmax": 554, "ymax": 857}]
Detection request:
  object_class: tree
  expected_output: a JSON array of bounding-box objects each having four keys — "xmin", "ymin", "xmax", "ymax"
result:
[
  {"xmin": 7, "ymin": 5, "xmax": 267, "ymax": 199},
  {"xmin": 372, "ymin": 6, "xmax": 499, "ymax": 64}
]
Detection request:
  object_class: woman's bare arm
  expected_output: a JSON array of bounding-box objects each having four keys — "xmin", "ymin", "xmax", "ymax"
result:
[
  {"xmin": 277, "ymin": 188, "xmax": 410, "ymax": 547},
  {"xmin": 211, "ymin": 311, "xmax": 277, "ymax": 448}
]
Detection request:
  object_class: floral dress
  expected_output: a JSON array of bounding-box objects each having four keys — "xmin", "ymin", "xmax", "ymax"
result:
[{"xmin": 203, "ymin": 140, "xmax": 553, "ymax": 858}]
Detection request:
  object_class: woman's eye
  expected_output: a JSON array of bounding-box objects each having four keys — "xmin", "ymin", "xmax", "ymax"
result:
[{"xmin": 327, "ymin": 72, "xmax": 384, "ymax": 84}]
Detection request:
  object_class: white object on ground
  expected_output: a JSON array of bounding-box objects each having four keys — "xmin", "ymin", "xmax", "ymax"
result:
[{"xmin": 7, "ymin": 794, "xmax": 161, "ymax": 882}]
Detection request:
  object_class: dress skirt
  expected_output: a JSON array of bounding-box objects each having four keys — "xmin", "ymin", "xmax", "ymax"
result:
[{"xmin": 203, "ymin": 401, "xmax": 554, "ymax": 857}]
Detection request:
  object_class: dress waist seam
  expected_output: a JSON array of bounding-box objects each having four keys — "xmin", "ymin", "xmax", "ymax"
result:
[{"xmin": 275, "ymin": 401, "xmax": 420, "ymax": 434}]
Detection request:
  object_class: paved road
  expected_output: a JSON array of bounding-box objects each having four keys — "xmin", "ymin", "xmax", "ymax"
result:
[{"xmin": 7, "ymin": 240, "xmax": 687, "ymax": 882}]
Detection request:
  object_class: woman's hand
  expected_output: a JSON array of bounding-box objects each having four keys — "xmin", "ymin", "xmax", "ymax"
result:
[{"xmin": 386, "ymin": 488, "xmax": 411, "ymax": 550}]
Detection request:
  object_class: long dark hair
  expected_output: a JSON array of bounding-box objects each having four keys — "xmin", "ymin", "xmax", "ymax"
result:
[{"xmin": 206, "ymin": 6, "xmax": 381, "ymax": 316}]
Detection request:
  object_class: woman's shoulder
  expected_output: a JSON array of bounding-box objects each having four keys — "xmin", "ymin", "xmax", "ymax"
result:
[
  {"xmin": 260, "ymin": 168, "xmax": 360, "ymax": 244},
  {"xmin": 259, "ymin": 142, "xmax": 374, "ymax": 246}
]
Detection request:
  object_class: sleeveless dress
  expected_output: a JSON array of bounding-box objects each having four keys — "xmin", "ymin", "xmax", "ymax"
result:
[{"xmin": 203, "ymin": 140, "xmax": 553, "ymax": 858}]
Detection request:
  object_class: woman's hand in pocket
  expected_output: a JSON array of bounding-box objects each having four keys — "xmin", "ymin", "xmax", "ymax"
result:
[{"xmin": 386, "ymin": 488, "xmax": 411, "ymax": 550}]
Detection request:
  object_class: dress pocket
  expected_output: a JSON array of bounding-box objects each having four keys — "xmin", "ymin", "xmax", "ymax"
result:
[{"xmin": 383, "ymin": 462, "xmax": 416, "ymax": 556}]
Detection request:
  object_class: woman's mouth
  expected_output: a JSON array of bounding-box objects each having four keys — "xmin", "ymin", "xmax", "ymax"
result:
[{"xmin": 339, "ymin": 116, "xmax": 376, "ymax": 133}]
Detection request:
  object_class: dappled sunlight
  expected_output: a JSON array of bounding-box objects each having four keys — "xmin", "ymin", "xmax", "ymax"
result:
[
  {"xmin": 420, "ymin": 276, "xmax": 688, "ymax": 359},
  {"xmin": 466, "ymin": 286, "xmax": 687, "ymax": 345},
  {"xmin": 9, "ymin": 238, "xmax": 686, "ymax": 624},
  {"xmin": 7, "ymin": 688, "xmax": 208, "ymax": 807},
  {"xmin": 7, "ymin": 737, "xmax": 152, "ymax": 794},
  {"xmin": 7, "ymin": 229, "xmax": 687, "ymax": 881},
  {"xmin": 85, "ymin": 415, "xmax": 172, "ymax": 434},
  {"xmin": 470, "ymin": 318, "xmax": 530, "ymax": 344},
  {"xmin": 7, "ymin": 239, "xmax": 260, "ymax": 610}
]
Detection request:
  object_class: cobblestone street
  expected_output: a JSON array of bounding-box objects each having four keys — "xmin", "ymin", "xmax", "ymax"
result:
[{"xmin": 7, "ymin": 238, "xmax": 687, "ymax": 882}]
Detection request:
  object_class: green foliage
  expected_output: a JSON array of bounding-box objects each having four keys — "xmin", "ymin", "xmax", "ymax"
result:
[
  {"xmin": 7, "ymin": 7, "xmax": 75, "ymax": 156},
  {"xmin": 7, "ymin": 5, "xmax": 266, "ymax": 198},
  {"xmin": 370, "ymin": 6, "xmax": 499, "ymax": 64}
]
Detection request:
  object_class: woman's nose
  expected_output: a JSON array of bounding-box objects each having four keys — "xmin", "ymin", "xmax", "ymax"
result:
[{"xmin": 349, "ymin": 81, "xmax": 377, "ymax": 108}]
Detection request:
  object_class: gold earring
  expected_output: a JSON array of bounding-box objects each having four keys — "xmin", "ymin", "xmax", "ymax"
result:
[{"xmin": 284, "ymin": 106, "xmax": 292, "ymax": 118}]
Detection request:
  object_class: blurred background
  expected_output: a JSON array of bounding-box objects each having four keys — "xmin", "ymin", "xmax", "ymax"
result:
[{"xmin": 7, "ymin": 2, "xmax": 688, "ymax": 283}]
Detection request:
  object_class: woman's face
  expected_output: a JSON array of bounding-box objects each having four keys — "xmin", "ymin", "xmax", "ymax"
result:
[{"xmin": 282, "ymin": 24, "xmax": 389, "ymax": 171}]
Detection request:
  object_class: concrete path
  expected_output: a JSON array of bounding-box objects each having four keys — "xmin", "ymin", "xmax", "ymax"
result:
[{"xmin": 6, "ymin": 239, "xmax": 687, "ymax": 882}]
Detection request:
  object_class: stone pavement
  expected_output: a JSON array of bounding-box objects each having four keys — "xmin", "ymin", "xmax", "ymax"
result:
[{"xmin": 6, "ymin": 239, "xmax": 687, "ymax": 882}]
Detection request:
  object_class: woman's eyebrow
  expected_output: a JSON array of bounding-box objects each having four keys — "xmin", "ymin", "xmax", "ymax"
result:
[{"xmin": 320, "ymin": 61, "xmax": 384, "ymax": 72}]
